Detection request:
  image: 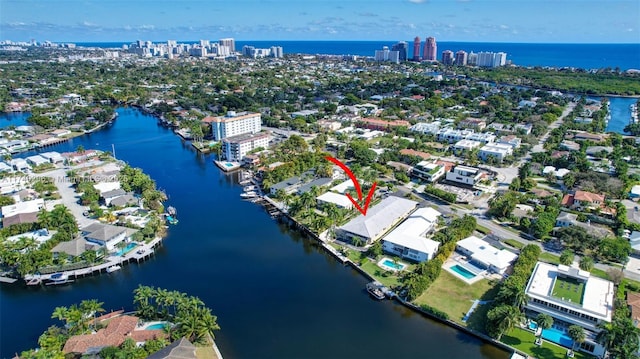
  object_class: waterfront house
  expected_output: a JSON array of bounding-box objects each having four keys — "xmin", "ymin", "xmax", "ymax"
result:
[
  {"xmin": 316, "ymin": 192, "xmax": 353, "ymax": 210},
  {"xmin": 62, "ymin": 149, "xmax": 99, "ymax": 163},
  {"xmin": 524, "ymin": 262, "xmax": 613, "ymax": 357},
  {"xmin": 336, "ymin": 196, "xmax": 418, "ymax": 246},
  {"xmin": 50, "ymin": 129, "xmax": 71, "ymax": 137},
  {"xmin": 297, "ymin": 177, "xmax": 333, "ymax": 195},
  {"xmin": 455, "ymin": 236, "xmax": 517, "ymax": 274},
  {"xmin": 147, "ymin": 338, "xmax": 197, "ymax": 359},
  {"xmin": 101, "ymin": 188, "xmax": 127, "ymax": 206},
  {"xmin": 1, "ymin": 140, "xmax": 29, "ymax": 153},
  {"xmin": 0, "ymin": 162, "xmax": 12, "ymax": 173},
  {"xmin": 110, "ymin": 194, "xmax": 138, "ymax": 208},
  {"xmin": 1, "ymin": 212, "xmax": 39, "ymax": 228},
  {"xmin": 81, "ymin": 223, "xmax": 137, "ymax": 252},
  {"xmin": 26, "ymin": 155, "xmax": 49, "ymax": 167},
  {"xmin": 51, "ymin": 237, "xmax": 90, "ymax": 259},
  {"xmin": 63, "ymin": 314, "xmax": 167, "ymax": 355},
  {"xmin": 39, "ymin": 151, "xmax": 65, "ymax": 164},
  {"xmin": 381, "ymin": 207, "xmax": 441, "ymax": 263},
  {"xmin": 270, "ymin": 176, "xmax": 303, "ymax": 196}
]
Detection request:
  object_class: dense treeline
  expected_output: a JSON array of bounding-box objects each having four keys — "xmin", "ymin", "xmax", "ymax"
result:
[
  {"xmin": 485, "ymin": 244, "xmax": 540, "ymax": 339},
  {"xmin": 465, "ymin": 67, "xmax": 640, "ymax": 96}
]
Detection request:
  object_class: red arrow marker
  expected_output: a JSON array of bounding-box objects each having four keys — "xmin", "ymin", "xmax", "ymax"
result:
[{"xmin": 325, "ymin": 156, "xmax": 377, "ymax": 216}]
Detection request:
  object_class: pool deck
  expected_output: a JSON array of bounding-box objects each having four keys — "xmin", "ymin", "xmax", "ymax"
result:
[
  {"xmin": 443, "ymin": 258, "xmax": 485, "ymax": 285},
  {"xmin": 377, "ymin": 257, "xmax": 407, "ymax": 272}
]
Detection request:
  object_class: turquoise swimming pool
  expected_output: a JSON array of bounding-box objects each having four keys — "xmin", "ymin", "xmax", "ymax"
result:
[
  {"xmin": 450, "ymin": 264, "xmax": 476, "ymax": 279},
  {"xmin": 114, "ymin": 242, "xmax": 137, "ymax": 257},
  {"xmin": 378, "ymin": 258, "xmax": 406, "ymax": 271},
  {"xmin": 146, "ymin": 322, "xmax": 169, "ymax": 330},
  {"xmin": 542, "ymin": 327, "xmax": 574, "ymax": 348},
  {"xmin": 225, "ymin": 162, "xmax": 233, "ymax": 167}
]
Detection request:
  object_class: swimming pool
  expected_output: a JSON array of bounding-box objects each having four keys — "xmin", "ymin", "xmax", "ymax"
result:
[
  {"xmin": 145, "ymin": 322, "xmax": 169, "ymax": 330},
  {"xmin": 378, "ymin": 258, "xmax": 406, "ymax": 271},
  {"xmin": 225, "ymin": 162, "xmax": 233, "ymax": 167},
  {"xmin": 529, "ymin": 321, "xmax": 538, "ymax": 330},
  {"xmin": 542, "ymin": 327, "xmax": 574, "ymax": 348},
  {"xmin": 114, "ymin": 242, "xmax": 137, "ymax": 257},
  {"xmin": 450, "ymin": 264, "xmax": 477, "ymax": 279}
]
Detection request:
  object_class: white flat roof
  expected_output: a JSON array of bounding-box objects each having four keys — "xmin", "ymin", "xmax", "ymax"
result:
[
  {"xmin": 316, "ymin": 192, "xmax": 353, "ymax": 209},
  {"xmin": 330, "ymin": 179, "xmax": 354, "ymax": 194},
  {"xmin": 93, "ymin": 182, "xmax": 121, "ymax": 194},
  {"xmin": 525, "ymin": 262, "xmax": 614, "ymax": 321},
  {"xmin": 382, "ymin": 207, "xmax": 441, "ymax": 255},
  {"xmin": 457, "ymin": 235, "xmax": 517, "ymax": 270}
]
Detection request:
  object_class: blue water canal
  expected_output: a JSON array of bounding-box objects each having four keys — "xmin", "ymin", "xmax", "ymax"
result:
[{"xmin": 0, "ymin": 108, "xmax": 509, "ymax": 358}]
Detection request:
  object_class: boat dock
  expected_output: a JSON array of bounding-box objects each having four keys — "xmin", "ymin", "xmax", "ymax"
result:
[{"xmin": 24, "ymin": 237, "xmax": 162, "ymax": 286}]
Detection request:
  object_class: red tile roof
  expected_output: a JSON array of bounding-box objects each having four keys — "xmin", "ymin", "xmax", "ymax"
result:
[
  {"xmin": 628, "ymin": 292, "xmax": 640, "ymax": 328},
  {"xmin": 63, "ymin": 315, "xmax": 167, "ymax": 354},
  {"xmin": 561, "ymin": 194, "xmax": 574, "ymax": 207},
  {"xmin": 574, "ymin": 190, "xmax": 605, "ymax": 204}
]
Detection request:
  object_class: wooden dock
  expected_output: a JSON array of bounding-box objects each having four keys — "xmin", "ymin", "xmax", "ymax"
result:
[
  {"xmin": 0, "ymin": 276, "xmax": 18, "ymax": 283},
  {"xmin": 23, "ymin": 237, "xmax": 163, "ymax": 286}
]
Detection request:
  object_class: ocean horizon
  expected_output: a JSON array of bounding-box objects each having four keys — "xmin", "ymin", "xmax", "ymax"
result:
[{"xmin": 71, "ymin": 40, "xmax": 640, "ymax": 70}]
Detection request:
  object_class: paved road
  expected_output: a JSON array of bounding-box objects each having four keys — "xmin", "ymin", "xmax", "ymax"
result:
[{"xmin": 35, "ymin": 168, "xmax": 94, "ymax": 228}]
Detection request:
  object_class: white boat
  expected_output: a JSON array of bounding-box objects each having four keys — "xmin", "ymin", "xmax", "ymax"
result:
[
  {"xmin": 46, "ymin": 272, "xmax": 73, "ymax": 285},
  {"xmin": 243, "ymin": 185, "xmax": 257, "ymax": 192},
  {"xmin": 106, "ymin": 265, "xmax": 121, "ymax": 273},
  {"xmin": 240, "ymin": 191, "xmax": 258, "ymax": 199}
]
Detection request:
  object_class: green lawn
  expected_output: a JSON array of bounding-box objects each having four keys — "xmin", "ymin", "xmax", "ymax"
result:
[
  {"xmin": 502, "ymin": 328, "xmax": 593, "ymax": 359},
  {"xmin": 551, "ymin": 276, "xmax": 584, "ymax": 304},
  {"xmin": 476, "ymin": 224, "xmax": 492, "ymax": 235},
  {"xmin": 539, "ymin": 252, "xmax": 561, "ymax": 265},
  {"xmin": 504, "ymin": 239, "xmax": 524, "ymax": 249},
  {"xmin": 414, "ymin": 270, "xmax": 499, "ymax": 324}
]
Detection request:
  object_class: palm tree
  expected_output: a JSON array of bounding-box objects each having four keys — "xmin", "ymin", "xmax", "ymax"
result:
[
  {"xmin": 579, "ymin": 256, "xmax": 594, "ymax": 271},
  {"xmin": 567, "ymin": 325, "xmax": 585, "ymax": 353},
  {"xmin": 51, "ymin": 306, "xmax": 69, "ymax": 324},
  {"xmin": 535, "ymin": 313, "xmax": 553, "ymax": 340},
  {"xmin": 37, "ymin": 208, "xmax": 52, "ymax": 229},
  {"xmin": 80, "ymin": 299, "xmax": 105, "ymax": 330},
  {"xmin": 134, "ymin": 285, "xmax": 156, "ymax": 319},
  {"xmin": 487, "ymin": 305, "xmax": 524, "ymax": 340},
  {"xmin": 512, "ymin": 289, "xmax": 529, "ymax": 309}
]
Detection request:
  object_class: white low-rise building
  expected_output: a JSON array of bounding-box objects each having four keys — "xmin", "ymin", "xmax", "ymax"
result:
[
  {"xmin": 336, "ymin": 196, "xmax": 418, "ymax": 245},
  {"xmin": 524, "ymin": 262, "xmax": 614, "ymax": 357},
  {"xmin": 329, "ymin": 180, "xmax": 354, "ymax": 194},
  {"xmin": 81, "ymin": 223, "xmax": 137, "ymax": 252},
  {"xmin": 316, "ymin": 192, "xmax": 353, "ymax": 209},
  {"xmin": 26, "ymin": 155, "xmax": 49, "ymax": 167},
  {"xmin": 382, "ymin": 207, "xmax": 441, "ymax": 262},
  {"xmin": 411, "ymin": 161, "xmax": 445, "ymax": 183},
  {"xmin": 40, "ymin": 151, "xmax": 65, "ymax": 163},
  {"xmin": 455, "ymin": 235, "xmax": 517, "ymax": 274},
  {"xmin": 453, "ymin": 139, "xmax": 482, "ymax": 154},
  {"xmin": 1, "ymin": 198, "xmax": 45, "ymax": 218},
  {"xmin": 9, "ymin": 158, "xmax": 29, "ymax": 171},
  {"xmin": 479, "ymin": 143, "xmax": 513, "ymax": 162},
  {"xmin": 445, "ymin": 165, "xmax": 483, "ymax": 186}
]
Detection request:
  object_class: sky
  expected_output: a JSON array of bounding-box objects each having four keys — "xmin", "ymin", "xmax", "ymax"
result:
[{"xmin": 1, "ymin": 0, "xmax": 639, "ymax": 43}]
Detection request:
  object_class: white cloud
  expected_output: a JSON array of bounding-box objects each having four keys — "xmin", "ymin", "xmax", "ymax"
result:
[{"xmin": 499, "ymin": 24, "xmax": 509, "ymax": 29}]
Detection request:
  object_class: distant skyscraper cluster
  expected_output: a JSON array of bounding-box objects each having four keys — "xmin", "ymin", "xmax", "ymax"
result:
[
  {"xmin": 128, "ymin": 38, "xmax": 237, "ymax": 58},
  {"xmin": 242, "ymin": 45, "xmax": 284, "ymax": 58},
  {"xmin": 375, "ymin": 35, "xmax": 508, "ymax": 68}
]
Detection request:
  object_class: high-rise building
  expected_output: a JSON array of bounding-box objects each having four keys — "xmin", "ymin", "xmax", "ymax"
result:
[
  {"xmin": 199, "ymin": 40, "xmax": 210, "ymax": 48},
  {"xmin": 219, "ymin": 38, "xmax": 235, "ymax": 53},
  {"xmin": 454, "ymin": 50, "xmax": 468, "ymax": 66},
  {"xmin": 468, "ymin": 51, "xmax": 478, "ymax": 66},
  {"xmin": 441, "ymin": 50, "xmax": 454, "ymax": 65},
  {"xmin": 493, "ymin": 52, "xmax": 507, "ymax": 67},
  {"xmin": 242, "ymin": 45, "xmax": 255, "ymax": 57},
  {"xmin": 475, "ymin": 51, "xmax": 507, "ymax": 68},
  {"xmin": 412, "ymin": 36, "xmax": 421, "ymax": 61},
  {"xmin": 211, "ymin": 111, "xmax": 262, "ymax": 141},
  {"xmin": 270, "ymin": 46, "xmax": 284, "ymax": 58},
  {"xmin": 391, "ymin": 41, "xmax": 408, "ymax": 62},
  {"xmin": 222, "ymin": 132, "xmax": 270, "ymax": 162},
  {"xmin": 374, "ymin": 46, "xmax": 399, "ymax": 63},
  {"xmin": 423, "ymin": 37, "xmax": 437, "ymax": 61}
]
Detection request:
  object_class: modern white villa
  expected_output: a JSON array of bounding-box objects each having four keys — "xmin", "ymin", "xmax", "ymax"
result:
[
  {"xmin": 81, "ymin": 223, "xmax": 138, "ymax": 252},
  {"xmin": 445, "ymin": 165, "xmax": 483, "ymax": 186},
  {"xmin": 411, "ymin": 161, "xmax": 446, "ymax": 183},
  {"xmin": 335, "ymin": 196, "xmax": 418, "ymax": 246},
  {"xmin": 524, "ymin": 262, "xmax": 614, "ymax": 357},
  {"xmin": 381, "ymin": 207, "xmax": 441, "ymax": 262},
  {"xmin": 455, "ymin": 235, "xmax": 517, "ymax": 274}
]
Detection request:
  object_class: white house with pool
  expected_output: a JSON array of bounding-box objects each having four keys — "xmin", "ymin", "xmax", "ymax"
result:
[
  {"xmin": 524, "ymin": 262, "xmax": 614, "ymax": 357},
  {"xmin": 381, "ymin": 207, "xmax": 441, "ymax": 263},
  {"xmin": 455, "ymin": 235, "xmax": 517, "ymax": 275}
]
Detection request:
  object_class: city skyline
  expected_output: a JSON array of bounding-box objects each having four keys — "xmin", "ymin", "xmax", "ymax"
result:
[{"xmin": 1, "ymin": 0, "xmax": 638, "ymax": 44}]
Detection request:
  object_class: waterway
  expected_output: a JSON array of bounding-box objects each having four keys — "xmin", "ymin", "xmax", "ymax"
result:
[
  {"xmin": 605, "ymin": 97, "xmax": 638, "ymax": 134},
  {"xmin": 0, "ymin": 108, "xmax": 509, "ymax": 359}
]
